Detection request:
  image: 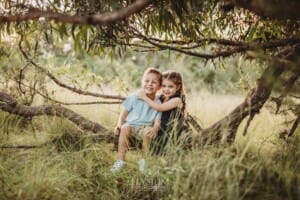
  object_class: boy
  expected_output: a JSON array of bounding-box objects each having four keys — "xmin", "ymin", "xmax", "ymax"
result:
[{"xmin": 110, "ymin": 68, "xmax": 162, "ymax": 172}]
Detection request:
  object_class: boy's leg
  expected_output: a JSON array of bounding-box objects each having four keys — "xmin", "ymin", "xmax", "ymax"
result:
[
  {"xmin": 138, "ymin": 126, "xmax": 155, "ymax": 172},
  {"xmin": 142, "ymin": 126, "xmax": 154, "ymax": 158},
  {"xmin": 118, "ymin": 125, "xmax": 132, "ymax": 161}
]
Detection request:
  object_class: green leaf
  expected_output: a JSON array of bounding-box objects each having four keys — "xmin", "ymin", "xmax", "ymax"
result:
[
  {"xmin": 74, "ymin": 32, "xmax": 81, "ymax": 52},
  {"xmin": 58, "ymin": 23, "xmax": 68, "ymax": 39},
  {"xmin": 6, "ymin": 22, "xmax": 11, "ymax": 35}
]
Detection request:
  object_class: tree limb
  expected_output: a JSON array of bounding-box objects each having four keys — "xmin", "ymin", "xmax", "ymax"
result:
[
  {"xmin": 197, "ymin": 47, "xmax": 299, "ymax": 144},
  {"xmin": 0, "ymin": 92, "xmax": 113, "ymax": 138},
  {"xmin": 133, "ymin": 28, "xmax": 300, "ymax": 59},
  {"xmin": 279, "ymin": 115, "xmax": 300, "ymax": 139},
  {"xmin": 227, "ymin": 0, "xmax": 300, "ymax": 20},
  {"xmin": 0, "ymin": 0, "xmax": 152, "ymax": 25},
  {"xmin": 21, "ymin": 82, "xmax": 123, "ymax": 105},
  {"xmin": 287, "ymin": 115, "xmax": 300, "ymax": 137},
  {"xmin": 18, "ymin": 37, "xmax": 126, "ymax": 101}
]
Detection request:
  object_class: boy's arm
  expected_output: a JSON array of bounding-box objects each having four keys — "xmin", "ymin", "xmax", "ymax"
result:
[
  {"xmin": 114, "ymin": 108, "xmax": 129, "ymax": 135},
  {"xmin": 145, "ymin": 118, "xmax": 161, "ymax": 138},
  {"xmin": 152, "ymin": 118, "xmax": 161, "ymax": 135}
]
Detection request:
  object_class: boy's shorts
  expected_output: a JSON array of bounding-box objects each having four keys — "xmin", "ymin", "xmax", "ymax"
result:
[{"xmin": 131, "ymin": 126, "xmax": 145, "ymax": 141}]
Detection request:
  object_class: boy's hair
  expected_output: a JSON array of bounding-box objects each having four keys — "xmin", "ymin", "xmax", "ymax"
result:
[
  {"xmin": 162, "ymin": 70, "xmax": 186, "ymax": 114},
  {"xmin": 143, "ymin": 67, "xmax": 163, "ymax": 85}
]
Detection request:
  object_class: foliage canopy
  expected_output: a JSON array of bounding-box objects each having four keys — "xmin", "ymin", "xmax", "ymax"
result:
[{"xmin": 0, "ymin": 0, "xmax": 299, "ymax": 58}]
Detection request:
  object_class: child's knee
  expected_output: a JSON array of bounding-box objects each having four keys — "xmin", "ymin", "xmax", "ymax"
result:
[
  {"xmin": 143, "ymin": 133, "xmax": 153, "ymax": 141},
  {"xmin": 120, "ymin": 125, "xmax": 131, "ymax": 137}
]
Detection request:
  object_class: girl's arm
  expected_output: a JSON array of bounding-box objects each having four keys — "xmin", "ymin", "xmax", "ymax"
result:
[{"xmin": 138, "ymin": 90, "xmax": 181, "ymax": 112}]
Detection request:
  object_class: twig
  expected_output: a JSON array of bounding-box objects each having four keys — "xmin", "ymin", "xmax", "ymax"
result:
[
  {"xmin": 0, "ymin": 145, "xmax": 42, "ymax": 149},
  {"xmin": 21, "ymin": 82, "xmax": 122, "ymax": 105},
  {"xmin": 132, "ymin": 27, "xmax": 300, "ymax": 59},
  {"xmin": 279, "ymin": 115, "xmax": 300, "ymax": 139},
  {"xmin": 18, "ymin": 36, "xmax": 126, "ymax": 101}
]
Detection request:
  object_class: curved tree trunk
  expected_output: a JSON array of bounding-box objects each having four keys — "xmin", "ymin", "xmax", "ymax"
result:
[
  {"xmin": 0, "ymin": 92, "xmax": 113, "ymax": 139},
  {"xmin": 197, "ymin": 48, "xmax": 300, "ymax": 145}
]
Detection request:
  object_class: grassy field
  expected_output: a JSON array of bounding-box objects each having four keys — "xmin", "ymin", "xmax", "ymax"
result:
[{"xmin": 0, "ymin": 89, "xmax": 299, "ymax": 200}]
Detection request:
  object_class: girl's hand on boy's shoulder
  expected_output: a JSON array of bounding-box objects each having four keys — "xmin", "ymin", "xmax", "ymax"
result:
[{"xmin": 137, "ymin": 89, "xmax": 147, "ymax": 100}]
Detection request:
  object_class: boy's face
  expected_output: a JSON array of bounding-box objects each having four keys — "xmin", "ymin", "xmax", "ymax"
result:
[{"xmin": 142, "ymin": 72, "xmax": 161, "ymax": 95}]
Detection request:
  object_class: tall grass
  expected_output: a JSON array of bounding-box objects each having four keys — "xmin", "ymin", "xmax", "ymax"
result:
[{"xmin": 0, "ymin": 91, "xmax": 299, "ymax": 200}]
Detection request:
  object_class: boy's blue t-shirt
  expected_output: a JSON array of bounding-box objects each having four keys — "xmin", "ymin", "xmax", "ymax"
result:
[{"xmin": 123, "ymin": 93, "xmax": 161, "ymax": 127}]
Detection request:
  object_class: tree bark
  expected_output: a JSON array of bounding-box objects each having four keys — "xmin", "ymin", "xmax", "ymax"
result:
[
  {"xmin": 197, "ymin": 60, "xmax": 288, "ymax": 145},
  {"xmin": 197, "ymin": 46, "xmax": 300, "ymax": 145},
  {"xmin": 0, "ymin": 92, "xmax": 113, "ymax": 139},
  {"xmin": 228, "ymin": 0, "xmax": 300, "ymax": 20},
  {"xmin": 0, "ymin": 0, "xmax": 151, "ymax": 25}
]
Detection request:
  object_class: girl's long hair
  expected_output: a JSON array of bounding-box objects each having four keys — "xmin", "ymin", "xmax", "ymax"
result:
[{"xmin": 162, "ymin": 70, "xmax": 186, "ymax": 115}]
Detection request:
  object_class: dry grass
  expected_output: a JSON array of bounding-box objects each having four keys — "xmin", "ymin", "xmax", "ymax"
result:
[{"xmin": 0, "ymin": 88, "xmax": 299, "ymax": 200}]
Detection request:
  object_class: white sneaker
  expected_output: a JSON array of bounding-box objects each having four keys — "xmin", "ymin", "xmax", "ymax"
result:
[
  {"xmin": 110, "ymin": 160, "xmax": 124, "ymax": 173},
  {"xmin": 138, "ymin": 159, "xmax": 146, "ymax": 172}
]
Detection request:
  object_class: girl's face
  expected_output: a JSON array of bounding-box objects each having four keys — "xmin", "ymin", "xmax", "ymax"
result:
[{"xmin": 161, "ymin": 79, "xmax": 180, "ymax": 99}]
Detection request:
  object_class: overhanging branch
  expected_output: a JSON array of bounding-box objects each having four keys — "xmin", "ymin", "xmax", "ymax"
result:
[
  {"xmin": 132, "ymin": 27, "xmax": 300, "ymax": 59},
  {"xmin": 227, "ymin": 0, "xmax": 300, "ymax": 20},
  {"xmin": 21, "ymin": 83, "xmax": 123, "ymax": 105},
  {"xmin": 18, "ymin": 36, "xmax": 126, "ymax": 101},
  {"xmin": 0, "ymin": 0, "xmax": 152, "ymax": 25}
]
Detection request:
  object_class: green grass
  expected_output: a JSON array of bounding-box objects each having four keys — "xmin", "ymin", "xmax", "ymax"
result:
[{"xmin": 0, "ymin": 92, "xmax": 299, "ymax": 200}]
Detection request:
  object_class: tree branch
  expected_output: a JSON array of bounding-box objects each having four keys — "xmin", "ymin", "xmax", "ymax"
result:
[
  {"xmin": 18, "ymin": 37, "xmax": 126, "ymax": 101},
  {"xmin": 24, "ymin": 83, "xmax": 123, "ymax": 105},
  {"xmin": 0, "ymin": 92, "xmax": 113, "ymax": 137},
  {"xmin": 287, "ymin": 115, "xmax": 300, "ymax": 137},
  {"xmin": 0, "ymin": 0, "xmax": 152, "ymax": 25},
  {"xmin": 227, "ymin": 0, "xmax": 300, "ymax": 20},
  {"xmin": 133, "ymin": 28, "xmax": 300, "ymax": 59},
  {"xmin": 279, "ymin": 115, "xmax": 300, "ymax": 139},
  {"xmin": 197, "ymin": 46, "xmax": 300, "ymax": 144}
]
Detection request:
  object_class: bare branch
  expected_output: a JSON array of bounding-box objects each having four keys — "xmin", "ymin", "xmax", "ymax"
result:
[
  {"xmin": 0, "ymin": 0, "xmax": 152, "ymax": 25},
  {"xmin": 18, "ymin": 37, "xmax": 126, "ymax": 101},
  {"xmin": 0, "ymin": 91, "xmax": 113, "ymax": 137},
  {"xmin": 242, "ymin": 109, "xmax": 255, "ymax": 136},
  {"xmin": 0, "ymin": 145, "xmax": 42, "ymax": 149},
  {"xmin": 279, "ymin": 115, "xmax": 300, "ymax": 139},
  {"xmin": 287, "ymin": 115, "xmax": 300, "ymax": 137},
  {"xmin": 132, "ymin": 28, "xmax": 300, "ymax": 59},
  {"xmin": 228, "ymin": 0, "xmax": 300, "ymax": 20},
  {"xmin": 19, "ymin": 82, "xmax": 123, "ymax": 105},
  {"xmin": 186, "ymin": 113, "xmax": 203, "ymax": 132},
  {"xmin": 140, "ymin": 37, "xmax": 246, "ymax": 47},
  {"xmin": 34, "ymin": 88, "xmax": 123, "ymax": 105}
]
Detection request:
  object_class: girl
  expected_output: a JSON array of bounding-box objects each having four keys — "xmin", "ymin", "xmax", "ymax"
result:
[{"xmin": 138, "ymin": 70, "xmax": 186, "ymax": 155}]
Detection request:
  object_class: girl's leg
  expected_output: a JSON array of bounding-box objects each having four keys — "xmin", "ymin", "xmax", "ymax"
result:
[{"xmin": 118, "ymin": 125, "xmax": 132, "ymax": 160}]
